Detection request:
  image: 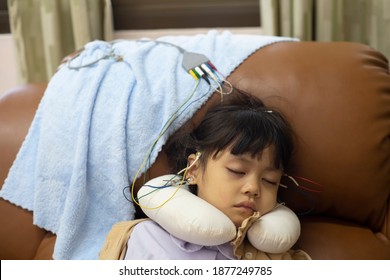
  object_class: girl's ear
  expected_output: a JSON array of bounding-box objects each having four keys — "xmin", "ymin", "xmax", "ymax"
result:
[{"xmin": 186, "ymin": 153, "xmax": 201, "ymax": 184}]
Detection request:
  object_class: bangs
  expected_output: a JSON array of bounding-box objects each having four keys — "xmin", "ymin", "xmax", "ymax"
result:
[
  {"xmin": 200, "ymin": 108, "xmax": 292, "ymax": 169},
  {"xmin": 167, "ymin": 90, "xmax": 294, "ymax": 174}
]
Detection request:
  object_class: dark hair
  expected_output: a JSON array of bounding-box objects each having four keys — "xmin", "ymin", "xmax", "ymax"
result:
[{"xmin": 166, "ymin": 89, "xmax": 294, "ymax": 174}]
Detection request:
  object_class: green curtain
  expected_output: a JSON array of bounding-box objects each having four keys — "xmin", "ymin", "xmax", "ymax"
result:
[
  {"xmin": 8, "ymin": 0, "xmax": 114, "ymax": 84},
  {"xmin": 260, "ymin": 0, "xmax": 390, "ymax": 59}
]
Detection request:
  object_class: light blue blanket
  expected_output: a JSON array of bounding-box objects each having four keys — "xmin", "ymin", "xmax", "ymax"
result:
[{"xmin": 0, "ymin": 30, "xmax": 296, "ymax": 259}]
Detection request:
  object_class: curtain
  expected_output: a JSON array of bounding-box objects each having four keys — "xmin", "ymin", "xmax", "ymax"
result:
[
  {"xmin": 8, "ymin": 0, "xmax": 114, "ymax": 84},
  {"xmin": 260, "ymin": 0, "xmax": 390, "ymax": 59}
]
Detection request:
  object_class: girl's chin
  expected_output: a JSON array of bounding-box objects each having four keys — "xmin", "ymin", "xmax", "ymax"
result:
[{"xmin": 231, "ymin": 215, "xmax": 253, "ymax": 228}]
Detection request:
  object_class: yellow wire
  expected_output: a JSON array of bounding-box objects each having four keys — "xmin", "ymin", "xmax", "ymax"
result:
[
  {"xmin": 130, "ymin": 80, "xmax": 200, "ymax": 208},
  {"xmin": 134, "ymin": 169, "xmax": 189, "ymax": 211}
]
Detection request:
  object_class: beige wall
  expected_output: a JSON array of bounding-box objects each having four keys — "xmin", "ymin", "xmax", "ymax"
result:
[{"xmin": 0, "ymin": 34, "xmax": 18, "ymax": 96}]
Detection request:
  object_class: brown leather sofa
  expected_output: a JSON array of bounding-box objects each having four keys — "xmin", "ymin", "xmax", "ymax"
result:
[{"xmin": 1, "ymin": 41, "xmax": 389, "ymax": 259}]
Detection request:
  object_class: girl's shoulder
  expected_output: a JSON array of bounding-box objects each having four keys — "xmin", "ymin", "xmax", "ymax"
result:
[{"xmin": 132, "ymin": 219, "xmax": 168, "ymax": 235}]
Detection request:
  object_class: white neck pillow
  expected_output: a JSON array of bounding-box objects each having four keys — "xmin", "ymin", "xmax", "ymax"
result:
[{"xmin": 137, "ymin": 174, "xmax": 301, "ymax": 253}]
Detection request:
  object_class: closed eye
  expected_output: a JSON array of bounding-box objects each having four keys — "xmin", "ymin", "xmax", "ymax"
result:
[
  {"xmin": 226, "ymin": 168, "xmax": 245, "ymax": 175},
  {"xmin": 263, "ymin": 178, "xmax": 278, "ymax": 186}
]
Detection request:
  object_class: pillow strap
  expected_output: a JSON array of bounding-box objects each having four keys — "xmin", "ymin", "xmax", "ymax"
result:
[{"xmin": 232, "ymin": 212, "xmax": 260, "ymax": 259}]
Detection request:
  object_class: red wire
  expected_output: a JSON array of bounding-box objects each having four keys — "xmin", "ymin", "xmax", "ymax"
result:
[
  {"xmin": 293, "ymin": 175, "xmax": 322, "ymax": 186},
  {"xmin": 285, "ymin": 174, "xmax": 323, "ymax": 193}
]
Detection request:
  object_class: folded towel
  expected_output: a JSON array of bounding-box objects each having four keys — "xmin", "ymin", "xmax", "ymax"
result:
[{"xmin": 0, "ymin": 30, "xmax": 296, "ymax": 259}]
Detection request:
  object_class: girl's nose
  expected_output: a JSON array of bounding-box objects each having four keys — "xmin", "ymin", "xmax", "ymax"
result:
[{"xmin": 243, "ymin": 180, "xmax": 260, "ymax": 198}]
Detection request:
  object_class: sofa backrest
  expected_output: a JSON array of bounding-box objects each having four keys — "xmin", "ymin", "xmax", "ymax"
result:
[{"xmin": 229, "ymin": 41, "xmax": 390, "ymax": 234}]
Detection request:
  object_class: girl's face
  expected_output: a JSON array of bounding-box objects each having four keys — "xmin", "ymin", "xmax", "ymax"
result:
[{"xmin": 187, "ymin": 146, "xmax": 282, "ymax": 227}]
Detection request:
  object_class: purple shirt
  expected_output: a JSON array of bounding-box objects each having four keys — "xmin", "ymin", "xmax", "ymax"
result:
[{"xmin": 124, "ymin": 220, "xmax": 236, "ymax": 260}]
